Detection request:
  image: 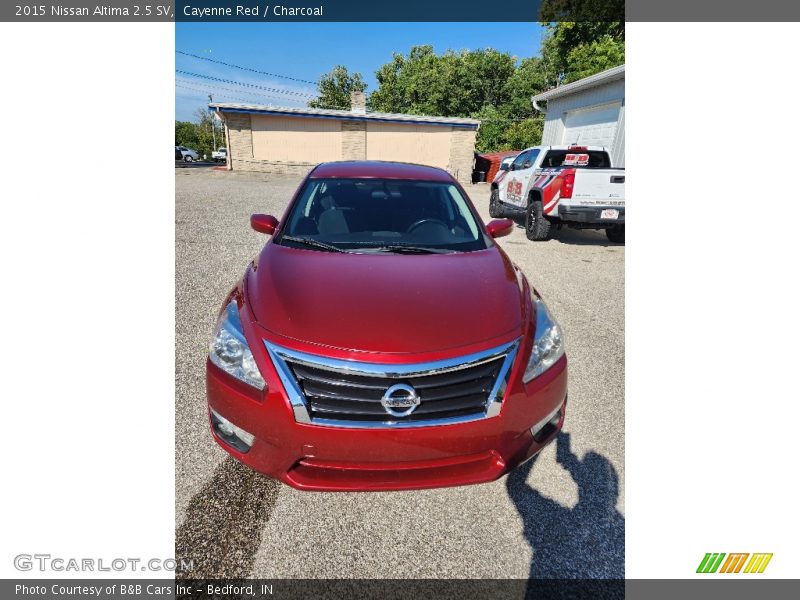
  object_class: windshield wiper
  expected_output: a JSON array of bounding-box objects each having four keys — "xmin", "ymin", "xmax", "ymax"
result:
[
  {"xmin": 280, "ymin": 235, "xmax": 348, "ymax": 253},
  {"xmin": 362, "ymin": 244, "xmax": 454, "ymax": 255}
]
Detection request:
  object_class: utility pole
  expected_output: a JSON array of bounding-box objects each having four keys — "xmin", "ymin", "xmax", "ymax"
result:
[{"xmin": 209, "ymin": 94, "xmax": 217, "ymax": 150}]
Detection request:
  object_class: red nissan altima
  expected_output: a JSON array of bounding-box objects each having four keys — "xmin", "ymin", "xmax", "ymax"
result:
[{"xmin": 206, "ymin": 161, "xmax": 567, "ymax": 491}]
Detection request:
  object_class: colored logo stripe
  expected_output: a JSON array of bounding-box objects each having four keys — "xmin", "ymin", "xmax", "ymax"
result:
[
  {"xmin": 719, "ymin": 553, "xmax": 749, "ymax": 573},
  {"xmin": 744, "ymin": 553, "xmax": 773, "ymax": 573},
  {"xmin": 697, "ymin": 553, "xmax": 726, "ymax": 573},
  {"xmin": 697, "ymin": 552, "xmax": 772, "ymax": 574}
]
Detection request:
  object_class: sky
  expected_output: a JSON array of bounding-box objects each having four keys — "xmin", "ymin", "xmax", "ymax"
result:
[{"xmin": 175, "ymin": 22, "xmax": 545, "ymax": 121}]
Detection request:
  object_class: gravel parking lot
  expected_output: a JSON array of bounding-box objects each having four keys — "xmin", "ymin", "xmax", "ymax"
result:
[{"xmin": 175, "ymin": 167, "xmax": 624, "ymax": 579}]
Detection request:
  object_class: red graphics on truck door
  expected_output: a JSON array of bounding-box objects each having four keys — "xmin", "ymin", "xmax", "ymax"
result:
[
  {"xmin": 529, "ymin": 169, "xmax": 566, "ymax": 216},
  {"xmin": 506, "ymin": 179, "xmax": 523, "ymax": 204}
]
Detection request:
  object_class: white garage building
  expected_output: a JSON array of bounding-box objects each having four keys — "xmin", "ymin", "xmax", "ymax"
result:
[{"xmin": 532, "ymin": 64, "xmax": 625, "ymax": 167}]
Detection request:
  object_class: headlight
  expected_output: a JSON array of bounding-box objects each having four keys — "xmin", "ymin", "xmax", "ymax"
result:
[
  {"xmin": 523, "ymin": 295, "xmax": 565, "ymax": 383},
  {"xmin": 209, "ymin": 301, "xmax": 266, "ymax": 390}
]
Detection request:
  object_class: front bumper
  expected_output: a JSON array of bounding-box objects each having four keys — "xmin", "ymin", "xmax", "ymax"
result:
[
  {"xmin": 558, "ymin": 204, "xmax": 625, "ymax": 224},
  {"xmin": 206, "ymin": 345, "xmax": 568, "ymax": 492}
]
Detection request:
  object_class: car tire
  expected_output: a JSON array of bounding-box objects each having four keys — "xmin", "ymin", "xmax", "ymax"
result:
[
  {"xmin": 525, "ymin": 199, "xmax": 552, "ymax": 241},
  {"xmin": 184, "ymin": 155, "xmax": 194, "ymax": 163},
  {"xmin": 489, "ymin": 188, "xmax": 504, "ymax": 218},
  {"xmin": 606, "ymin": 224, "xmax": 625, "ymax": 244}
]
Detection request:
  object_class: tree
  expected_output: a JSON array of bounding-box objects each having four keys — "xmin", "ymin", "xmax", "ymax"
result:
[
  {"xmin": 472, "ymin": 105, "xmax": 509, "ymax": 153},
  {"xmin": 370, "ymin": 45, "xmax": 550, "ymax": 151},
  {"xmin": 564, "ymin": 35, "xmax": 625, "ymax": 82},
  {"xmin": 174, "ymin": 109, "xmax": 220, "ymax": 160},
  {"xmin": 539, "ymin": 0, "xmax": 625, "ymax": 83},
  {"xmin": 310, "ymin": 12, "xmax": 624, "ymax": 153},
  {"xmin": 502, "ymin": 118, "xmax": 544, "ymax": 150},
  {"xmin": 308, "ymin": 65, "xmax": 367, "ymax": 110},
  {"xmin": 538, "ymin": 0, "xmax": 624, "ymax": 41},
  {"xmin": 501, "ymin": 56, "xmax": 550, "ymax": 119},
  {"xmin": 368, "ymin": 45, "xmax": 516, "ymax": 117}
]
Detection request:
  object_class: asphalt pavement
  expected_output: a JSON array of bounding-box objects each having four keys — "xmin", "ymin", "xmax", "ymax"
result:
[{"xmin": 175, "ymin": 167, "xmax": 625, "ymax": 579}]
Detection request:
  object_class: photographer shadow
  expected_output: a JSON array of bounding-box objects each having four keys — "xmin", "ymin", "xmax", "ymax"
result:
[
  {"xmin": 506, "ymin": 432, "xmax": 624, "ymax": 589},
  {"xmin": 175, "ymin": 457, "xmax": 280, "ymax": 579}
]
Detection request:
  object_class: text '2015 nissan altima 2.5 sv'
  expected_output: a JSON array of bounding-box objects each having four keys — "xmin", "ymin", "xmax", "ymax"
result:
[{"xmin": 206, "ymin": 161, "xmax": 567, "ymax": 492}]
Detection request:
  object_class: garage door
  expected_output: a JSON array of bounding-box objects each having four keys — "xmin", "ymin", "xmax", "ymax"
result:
[
  {"xmin": 366, "ymin": 122, "xmax": 452, "ymax": 169},
  {"xmin": 561, "ymin": 102, "xmax": 621, "ymax": 147}
]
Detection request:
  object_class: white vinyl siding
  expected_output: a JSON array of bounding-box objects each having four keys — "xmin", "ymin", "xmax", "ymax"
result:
[{"xmin": 540, "ymin": 77, "xmax": 625, "ymax": 167}]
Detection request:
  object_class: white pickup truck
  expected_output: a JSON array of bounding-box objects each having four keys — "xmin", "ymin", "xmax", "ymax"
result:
[
  {"xmin": 489, "ymin": 145, "xmax": 625, "ymax": 243},
  {"xmin": 211, "ymin": 147, "xmax": 227, "ymax": 163}
]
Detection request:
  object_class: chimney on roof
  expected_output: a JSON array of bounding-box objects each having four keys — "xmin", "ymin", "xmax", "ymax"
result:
[{"xmin": 350, "ymin": 91, "xmax": 366, "ymax": 114}]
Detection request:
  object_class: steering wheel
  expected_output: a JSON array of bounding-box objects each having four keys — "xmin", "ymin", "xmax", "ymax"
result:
[{"xmin": 407, "ymin": 218, "xmax": 449, "ymax": 233}]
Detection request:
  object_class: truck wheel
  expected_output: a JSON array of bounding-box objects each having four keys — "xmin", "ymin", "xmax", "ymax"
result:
[
  {"xmin": 525, "ymin": 200, "xmax": 552, "ymax": 241},
  {"xmin": 606, "ymin": 224, "xmax": 625, "ymax": 244},
  {"xmin": 489, "ymin": 188, "xmax": 504, "ymax": 218}
]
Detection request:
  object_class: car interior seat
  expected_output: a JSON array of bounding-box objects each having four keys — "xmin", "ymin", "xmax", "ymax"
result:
[{"xmin": 331, "ymin": 182, "xmax": 367, "ymax": 232}]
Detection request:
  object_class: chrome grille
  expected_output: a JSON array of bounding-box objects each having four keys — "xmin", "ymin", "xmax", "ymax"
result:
[{"xmin": 265, "ymin": 340, "xmax": 519, "ymax": 428}]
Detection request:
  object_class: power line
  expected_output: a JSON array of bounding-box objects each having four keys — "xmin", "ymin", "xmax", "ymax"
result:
[
  {"xmin": 176, "ymin": 75, "xmax": 352, "ymax": 110},
  {"xmin": 176, "ymin": 74, "xmax": 537, "ymax": 122},
  {"xmin": 175, "ymin": 83, "xmax": 281, "ymax": 106},
  {"xmin": 174, "ymin": 81, "xmax": 354, "ymax": 112},
  {"xmin": 176, "ymin": 70, "xmax": 318, "ymax": 98},
  {"xmin": 175, "ymin": 78, "xmax": 313, "ymax": 105},
  {"xmin": 176, "ymin": 50, "xmax": 318, "ymax": 86}
]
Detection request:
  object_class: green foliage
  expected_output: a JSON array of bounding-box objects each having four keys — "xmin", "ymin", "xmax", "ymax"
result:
[
  {"xmin": 369, "ymin": 45, "xmax": 529, "ymax": 151},
  {"xmin": 473, "ymin": 104, "xmax": 544, "ymax": 153},
  {"xmin": 308, "ymin": 65, "xmax": 367, "ymax": 110},
  {"xmin": 539, "ymin": 0, "xmax": 625, "ymax": 84},
  {"xmin": 472, "ymin": 106, "xmax": 509, "ymax": 153},
  {"xmin": 368, "ymin": 45, "xmax": 516, "ymax": 118},
  {"xmin": 564, "ymin": 35, "xmax": 625, "ymax": 83},
  {"xmin": 503, "ymin": 118, "xmax": 545, "ymax": 151},
  {"xmin": 302, "ymin": 12, "xmax": 624, "ymax": 153},
  {"xmin": 175, "ymin": 109, "xmax": 222, "ymax": 160},
  {"xmin": 501, "ymin": 57, "xmax": 550, "ymax": 119},
  {"xmin": 538, "ymin": 0, "xmax": 624, "ymax": 35}
]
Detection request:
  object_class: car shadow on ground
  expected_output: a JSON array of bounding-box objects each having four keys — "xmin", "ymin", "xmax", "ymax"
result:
[
  {"xmin": 506, "ymin": 431, "xmax": 624, "ymax": 591},
  {"xmin": 510, "ymin": 219, "xmax": 623, "ymax": 247},
  {"xmin": 175, "ymin": 457, "xmax": 280, "ymax": 578},
  {"xmin": 175, "ymin": 160, "xmax": 219, "ymax": 169}
]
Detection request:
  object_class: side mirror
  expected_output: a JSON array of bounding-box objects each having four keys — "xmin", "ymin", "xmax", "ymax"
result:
[
  {"xmin": 499, "ymin": 162, "xmax": 510, "ymax": 172},
  {"xmin": 251, "ymin": 214, "xmax": 278, "ymax": 235},
  {"xmin": 486, "ymin": 218, "xmax": 514, "ymax": 239}
]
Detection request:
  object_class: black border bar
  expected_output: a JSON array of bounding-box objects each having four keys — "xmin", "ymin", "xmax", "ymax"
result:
[
  {"xmin": 5, "ymin": 579, "xmax": 800, "ymax": 599},
  {"xmin": 9, "ymin": 0, "xmax": 795, "ymax": 22},
  {"xmin": 5, "ymin": 0, "xmax": 800, "ymax": 22}
]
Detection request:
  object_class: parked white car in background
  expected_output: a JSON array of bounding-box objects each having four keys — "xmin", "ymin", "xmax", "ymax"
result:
[
  {"xmin": 176, "ymin": 145, "xmax": 200, "ymax": 162},
  {"xmin": 490, "ymin": 145, "xmax": 625, "ymax": 243}
]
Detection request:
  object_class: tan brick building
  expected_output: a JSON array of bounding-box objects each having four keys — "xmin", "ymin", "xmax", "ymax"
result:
[{"xmin": 210, "ymin": 92, "xmax": 480, "ymax": 183}]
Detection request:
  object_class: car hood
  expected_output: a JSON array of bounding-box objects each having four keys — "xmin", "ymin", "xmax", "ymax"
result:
[{"xmin": 245, "ymin": 243, "xmax": 526, "ymax": 355}]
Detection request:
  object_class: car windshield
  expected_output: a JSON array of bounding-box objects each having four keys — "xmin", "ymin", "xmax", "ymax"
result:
[{"xmin": 277, "ymin": 178, "xmax": 489, "ymax": 253}]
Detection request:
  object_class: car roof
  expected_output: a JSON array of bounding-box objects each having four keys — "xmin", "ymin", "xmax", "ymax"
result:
[
  {"xmin": 310, "ymin": 161, "xmax": 454, "ymax": 182},
  {"xmin": 521, "ymin": 145, "xmax": 607, "ymax": 152}
]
